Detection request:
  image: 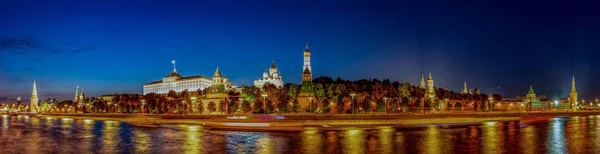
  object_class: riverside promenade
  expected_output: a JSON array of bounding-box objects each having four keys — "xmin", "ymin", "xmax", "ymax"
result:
[{"xmin": 37, "ymin": 112, "xmax": 600, "ymax": 131}]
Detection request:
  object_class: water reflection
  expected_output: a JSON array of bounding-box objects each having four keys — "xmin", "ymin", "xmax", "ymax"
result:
[
  {"xmin": 301, "ymin": 127, "xmax": 323, "ymax": 154},
  {"xmin": 180, "ymin": 125, "xmax": 203, "ymax": 154},
  {"xmin": 548, "ymin": 118, "xmax": 566, "ymax": 154},
  {"xmin": 2, "ymin": 115, "xmax": 600, "ymax": 153},
  {"xmin": 342, "ymin": 129, "xmax": 366, "ymax": 154},
  {"xmin": 482, "ymin": 122, "xmax": 503, "ymax": 154},
  {"xmin": 378, "ymin": 126, "xmax": 394, "ymax": 154}
]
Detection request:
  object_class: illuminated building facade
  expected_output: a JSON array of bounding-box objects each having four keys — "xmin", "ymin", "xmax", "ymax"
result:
[{"xmin": 143, "ymin": 60, "xmax": 213, "ymax": 94}]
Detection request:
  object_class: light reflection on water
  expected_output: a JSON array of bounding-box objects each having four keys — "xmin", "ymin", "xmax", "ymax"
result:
[{"xmin": 1, "ymin": 115, "xmax": 600, "ymax": 153}]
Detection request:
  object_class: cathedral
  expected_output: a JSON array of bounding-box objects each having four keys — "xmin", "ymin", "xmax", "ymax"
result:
[
  {"xmin": 74, "ymin": 86, "xmax": 86, "ymax": 103},
  {"xmin": 421, "ymin": 73, "xmax": 435, "ymax": 99},
  {"xmin": 254, "ymin": 60, "xmax": 284, "ymax": 88}
]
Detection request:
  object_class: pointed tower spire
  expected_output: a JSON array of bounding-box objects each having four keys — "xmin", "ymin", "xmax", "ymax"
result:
[
  {"xmin": 571, "ymin": 75, "xmax": 576, "ymax": 92},
  {"xmin": 32, "ymin": 80, "xmax": 37, "ymax": 97},
  {"xmin": 17, "ymin": 96, "xmax": 21, "ymax": 101},
  {"xmin": 75, "ymin": 86, "xmax": 79, "ymax": 102},
  {"xmin": 463, "ymin": 81, "xmax": 468, "ymax": 94},
  {"xmin": 420, "ymin": 74, "xmax": 426, "ymax": 88},
  {"xmin": 213, "ymin": 67, "xmax": 222, "ymax": 77},
  {"xmin": 528, "ymin": 86, "xmax": 535, "ymax": 94},
  {"xmin": 428, "ymin": 72, "xmax": 432, "ymax": 80},
  {"xmin": 306, "ymin": 42, "xmax": 309, "ymax": 49},
  {"xmin": 172, "ymin": 60, "xmax": 177, "ymax": 72},
  {"xmin": 30, "ymin": 80, "xmax": 39, "ymax": 112}
]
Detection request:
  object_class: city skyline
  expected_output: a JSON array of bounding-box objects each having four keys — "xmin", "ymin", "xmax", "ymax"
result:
[{"xmin": 2, "ymin": 0, "xmax": 600, "ymax": 102}]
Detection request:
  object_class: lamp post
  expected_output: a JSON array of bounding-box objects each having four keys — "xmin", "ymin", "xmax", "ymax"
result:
[
  {"xmin": 488, "ymin": 97, "xmax": 493, "ymax": 112},
  {"xmin": 261, "ymin": 93, "xmax": 267, "ymax": 114},
  {"xmin": 182, "ymin": 100, "xmax": 186, "ymax": 115},
  {"xmin": 238, "ymin": 98, "xmax": 243, "ymax": 113},
  {"xmin": 554, "ymin": 100, "xmax": 558, "ymax": 111},
  {"xmin": 350, "ymin": 93, "xmax": 356, "ymax": 114},
  {"xmin": 141, "ymin": 100, "xmax": 146, "ymax": 114},
  {"xmin": 108, "ymin": 102, "xmax": 112, "ymax": 113},
  {"xmin": 383, "ymin": 97, "xmax": 388, "ymax": 114},
  {"xmin": 191, "ymin": 97, "xmax": 197, "ymax": 114},
  {"xmin": 309, "ymin": 97, "xmax": 313, "ymax": 114}
]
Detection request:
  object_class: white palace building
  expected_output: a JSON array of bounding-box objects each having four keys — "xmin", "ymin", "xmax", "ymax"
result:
[
  {"xmin": 254, "ymin": 60, "xmax": 284, "ymax": 88},
  {"xmin": 143, "ymin": 60, "xmax": 217, "ymax": 94}
]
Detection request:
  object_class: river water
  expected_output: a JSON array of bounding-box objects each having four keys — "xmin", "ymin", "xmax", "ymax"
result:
[{"xmin": 1, "ymin": 115, "xmax": 599, "ymax": 154}]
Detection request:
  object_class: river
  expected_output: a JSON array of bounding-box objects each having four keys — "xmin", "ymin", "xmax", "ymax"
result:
[{"xmin": 1, "ymin": 114, "xmax": 599, "ymax": 154}]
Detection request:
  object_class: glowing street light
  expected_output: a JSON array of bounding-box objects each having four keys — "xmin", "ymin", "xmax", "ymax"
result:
[
  {"xmin": 261, "ymin": 93, "xmax": 267, "ymax": 114},
  {"xmin": 350, "ymin": 93, "xmax": 356, "ymax": 114},
  {"xmin": 383, "ymin": 97, "xmax": 388, "ymax": 114},
  {"xmin": 554, "ymin": 100, "xmax": 559, "ymax": 111},
  {"xmin": 308, "ymin": 97, "xmax": 313, "ymax": 114}
]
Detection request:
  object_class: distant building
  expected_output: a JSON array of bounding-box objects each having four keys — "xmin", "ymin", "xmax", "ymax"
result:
[
  {"xmin": 254, "ymin": 60, "xmax": 284, "ymax": 88},
  {"xmin": 462, "ymin": 81, "xmax": 469, "ymax": 94},
  {"xmin": 425, "ymin": 73, "xmax": 435, "ymax": 99},
  {"xmin": 143, "ymin": 60, "xmax": 213, "ymax": 94}
]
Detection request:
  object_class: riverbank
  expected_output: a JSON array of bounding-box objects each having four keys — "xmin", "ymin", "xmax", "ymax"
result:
[{"xmin": 37, "ymin": 112, "xmax": 600, "ymax": 131}]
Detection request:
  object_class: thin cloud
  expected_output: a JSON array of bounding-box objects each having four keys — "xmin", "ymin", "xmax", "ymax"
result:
[
  {"xmin": 71, "ymin": 45, "xmax": 95, "ymax": 53},
  {"xmin": 30, "ymin": 58, "xmax": 41, "ymax": 62},
  {"xmin": 0, "ymin": 36, "xmax": 40, "ymax": 51}
]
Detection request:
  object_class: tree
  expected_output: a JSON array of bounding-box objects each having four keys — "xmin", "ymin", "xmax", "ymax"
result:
[
  {"xmin": 229, "ymin": 99, "xmax": 239, "ymax": 113},
  {"xmin": 207, "ymin": 102, "xmax": 217, "ymax": 113},
  {"xmin": 218, "ymin": 100, "xmax": 226, "ymax": 113},
  {"xmin": 241, "ymin": 100, "xmax": 252, "ymax": 113}
]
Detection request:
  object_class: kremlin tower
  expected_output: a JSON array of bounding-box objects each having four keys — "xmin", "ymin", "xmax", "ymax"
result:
[
  {"xmin": 30, "ymin": 80, "xmax": 38, "ymax": 112},
  {"xmin": 299, "ymin": 43, "xmax": 316, "ymax": 111},
  {"xmin": 570, "ymin": 76, "xmax": 578, "ymax": 110}
]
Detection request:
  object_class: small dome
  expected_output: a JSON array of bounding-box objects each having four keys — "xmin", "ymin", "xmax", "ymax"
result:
[
  {"xmin": 166, "ymin": 71, "xmax": 182, "ymax": 78},
  {"xmin": 270, "ymin": 62, "xmax": 277, "ymax": 69}
]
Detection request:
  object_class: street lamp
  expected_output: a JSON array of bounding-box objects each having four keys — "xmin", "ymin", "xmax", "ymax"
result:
[
  {"xmin": 141, "ymin": 100, "xmax": 146, "ymax": 114},
  {"xmin": 554, "ymin": 100, "xmax": 558, "ymax": 111},
  {"xmin": 238, "ymin": 98, "xmax": 243, "ymax": 113},
  {"xmin": 261, "ymin": 93, "xmax": 267, "ymax": 114},
  {"xmin": 383, "ymin": 97, "xmax": 388, "ymax": 114},
  {"xmin": 308, "ymin": 97, "xmax": 313, "ymax": 114},
  {"xmin": 182, "ymin": 100, "xmax": 186, "ymax": 115},
  {"xmin": 350, "ymin": 93, "xmax": 356, "ymax": 114},
  {"xmin": 488, "ymin": 97, "xmax": 494, "ymax": 112}
]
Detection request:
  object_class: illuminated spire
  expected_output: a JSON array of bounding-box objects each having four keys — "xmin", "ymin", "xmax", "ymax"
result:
[
  {"xmin": 172, "ymin": 60, "xmax": 177, "ymax": 72},
  {"xmin": 528, "ymin": 86, "xmax": 535, "ymax": 95},
  {"xmin": 17, "ymin": 96, "xmax": 21, "ymax": 101},
  {"xmin": 571, "ymin": 75, "xmax": 576, "ymax": 92},
  {"xmin": 32, "ymin": 80, "xmax": 37, "ymax": 97},
  {"xmin": 75, "ymin": 86, "xmax": 79, "ymax": 101},
  {"xmin": 420, "ymin": 74, "xmax": 425, "ymax": 88},
  {"xmin": 306, "ymin": 42, "xmax": 308, "ymax": 49},
  {"xmin": 428, "ymin": 72, "xmax": 432, "ymax": 80},
  {"xmin": 463, "ymin": 81, "xmax": 468, "ymax": 94},
  {"xmin": 213, "ymin": 67, "xmax": 222, "ymax": 77}
]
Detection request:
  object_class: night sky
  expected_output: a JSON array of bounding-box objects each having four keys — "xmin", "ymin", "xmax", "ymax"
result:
[{"xmin": 1, "ymin": 0, "xmax": 600, "ymax": 103}]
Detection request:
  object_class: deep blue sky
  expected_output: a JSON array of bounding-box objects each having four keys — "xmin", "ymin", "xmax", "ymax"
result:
[{"xmin": 1, "ymin": 0, "xmax": 600, "ymax": 103}]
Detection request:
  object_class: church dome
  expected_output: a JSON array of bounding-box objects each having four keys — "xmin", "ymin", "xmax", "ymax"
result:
[
  {"xmin": 166, "ymin": 71, "xmax": 182, "ymax": 78},
  {"xmin": 270, "ymin": 62, "xmax": 277, "ymax": 69}
]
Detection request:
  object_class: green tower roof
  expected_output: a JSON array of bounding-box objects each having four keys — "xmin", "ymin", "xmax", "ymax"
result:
[{"xmin": 528, "ymin": 86, "xmax": 535, "ymax": 94}]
